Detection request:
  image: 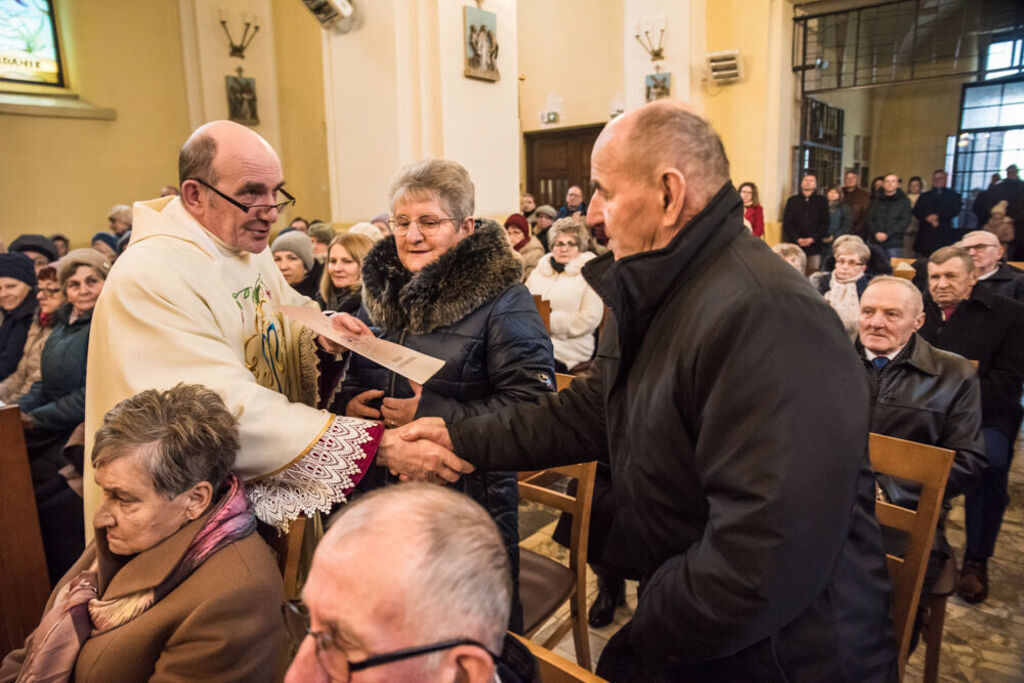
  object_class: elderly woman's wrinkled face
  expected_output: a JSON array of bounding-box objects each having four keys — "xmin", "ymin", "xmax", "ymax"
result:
[
  {"xmin": 274, "ymin": 250, "xmax": 308, "ymax": 285},
  {"xmin": 393, "ymin": 195, "xmax": 469, "ymax": 273},
  {"xmin": 328, "ymin": 244, "xmax": 361, "ymax": 289},
  {"xmin": 551, "ymin": 234, "xmax": 581, "ymax": 265},
  {"xmin": 93, "ymin": 452, "xmax": 208, "ymax": 556},
  {"xmin": 65, "ymin": 265, "xmax": 105, "ymax": 315},
  {"xmin": 0, "ymin": 277, "xmax": 31, "ymax": 312},
  {"xmin": 36, "ymin": 276, "xmax": 62, "ymax": 315},
  {"xmin": 834, "ymin": 251, "xmax": 867, "ymax": 281},
  {"xmin": 507, "ymin": 226, "xmax": 526, "ymax": 245}
]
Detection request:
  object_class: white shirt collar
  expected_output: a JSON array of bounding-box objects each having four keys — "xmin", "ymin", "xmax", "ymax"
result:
[{"xmin": 863, "ymin": 344, "xmax": 905, "ymax": 362}]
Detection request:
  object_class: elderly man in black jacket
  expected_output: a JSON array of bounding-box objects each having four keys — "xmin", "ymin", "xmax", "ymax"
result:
[
  {"xmin": 857, "ymin": 276, "xmax": 984, "ymax": 632},
  {"xmin": 959, "ymin": 230, "xmax": 1024, "ymax": 301},
  {"xmin": 383, "ymin": 101, "xmax": 896, "ymax": 681},
  {"xmin": 913, "ymin": 170, "xmax": 962, "ymax": 257},
  {"xmin": 782, "ymin": 174, "xmax": 829, "ymax": 272},
  {"xmin": 919, "ymin": 246, "xmax": 1024, "ymax": 604}
]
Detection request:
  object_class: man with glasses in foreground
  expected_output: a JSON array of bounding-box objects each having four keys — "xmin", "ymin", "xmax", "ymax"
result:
[
  {"xmin": 958, "ymin": 229, "xmax": 1024, "ymax": 302},
  {"xmin": 284, "ymin": 483, "xmax": 535, "ymax": 683},
  {"xmin": 84, "ymin": 120, "xmax": 471, "ymax": 535}
]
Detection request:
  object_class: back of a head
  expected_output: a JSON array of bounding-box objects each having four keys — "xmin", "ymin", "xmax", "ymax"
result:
[{"xmin": 324, "ymin": 483, "xmax": 511, "ymax": 652}]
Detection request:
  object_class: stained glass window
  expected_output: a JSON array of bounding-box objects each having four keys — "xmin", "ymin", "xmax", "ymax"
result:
[{"xmin": 0, "ymin": 0, "xmax": 64, "ymax": 86}]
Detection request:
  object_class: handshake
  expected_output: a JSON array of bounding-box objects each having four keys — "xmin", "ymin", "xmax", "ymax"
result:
[{"xmin": 375, "ymin": 417, "xmax": 476, "ymax": 485}]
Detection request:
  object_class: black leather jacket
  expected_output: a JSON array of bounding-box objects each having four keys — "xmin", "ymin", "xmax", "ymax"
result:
[{"xmin": 859, "ymin": 334, "xmax": 985, "ymax": 520}]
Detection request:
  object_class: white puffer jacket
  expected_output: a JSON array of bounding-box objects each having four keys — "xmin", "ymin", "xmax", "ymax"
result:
[{"xmin": 525, "ymin": 251, "xmax": 604, "ymax": 367}]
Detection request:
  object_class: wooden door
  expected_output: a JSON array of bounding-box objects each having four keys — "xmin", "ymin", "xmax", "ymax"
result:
[{"xmin": 524, "ymin": 124, "xmax": 604, "ymax": 209}]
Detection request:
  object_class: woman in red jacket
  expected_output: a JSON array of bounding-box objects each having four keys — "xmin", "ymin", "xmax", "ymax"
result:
[{"xmin": 739, "ymin": 181, "xmax": 765, "ymax": 238}]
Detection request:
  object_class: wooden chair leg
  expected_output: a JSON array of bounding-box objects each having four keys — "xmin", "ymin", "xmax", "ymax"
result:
[
  {"xmin": 571, "ymin": 586, "xmax": 592, "ymax": 670},
  {"xmin": 923, "ymin": 593, "xmax": 947, "ymax": 683}
]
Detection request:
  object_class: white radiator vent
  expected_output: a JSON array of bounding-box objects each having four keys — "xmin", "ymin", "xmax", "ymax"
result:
[{"xmin": 705, "ymin": 50, "xmax": 743, "ymax": 83}]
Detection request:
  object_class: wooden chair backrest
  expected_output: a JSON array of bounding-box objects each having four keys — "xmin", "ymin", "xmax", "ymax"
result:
[
  {"xmin": 868, "ymin": 433, "xmax": 954, "ymax": 680},
  {"xmin": 0, "ymin": 405, "xmax": 51, "ymax": 655},
  {"xmin": 533, "ymin": 295, "xmax": 552, "ymax": 334},
  {"xmin": 1008, "ymin": 261, "xmax": 1024, "ymax": 270},
  {"xmin": 258, "ymin": 516, "xmax": 308, "ymax": 600},
  {"xmin": 890, "ymin": 257, "xmax": 916, "ymax": 268},
  {"xmin": 555, "ymin": 372, "xmax": 574, "ymax": 392},
  {"xmin": 511, "ymin": 634, "xmax": 607, "ymax": 683}
]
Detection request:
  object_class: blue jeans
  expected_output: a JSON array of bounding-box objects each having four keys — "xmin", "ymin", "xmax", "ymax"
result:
[
  {"xmin": 883, "ymin": 245, "xmax": 903, "ymax": 259},
  {"xmin": 964, "ymin": 427, "xmax": 1013, "ymax": 561}
]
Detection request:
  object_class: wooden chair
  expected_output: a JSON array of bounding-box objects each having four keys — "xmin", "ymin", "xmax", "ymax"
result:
[
  {"xmin": 258, "ymin": 516, "xmax": 308, "ymax": 600},
  {"xmin": 1007, "ymin": 261, "xmax": 1024, "ymax": 270},
  {"xmin": 512, "ymin": 633, "xmax": 607, "ymax": 683},
  {"xmin": 0, "ymin": 405, "xmax": 51, "ymax": 655},
  {"xmin": 518, "ymin": 457, "xmax": 597, "ymax": 670},
  {"xmin": 890, "ymin": 257, "xmax": 916, "ymax": 269},
  {"xmin": 533, "ymin": 294, "xmax": 552, "ymax": 333},
  {"xmin": 920, "ymin": 554, "xmax": 956, "ymax": 682},
  {"xmin": 868, "ymin": 433, "xmax": 955, "ymax": 681}
]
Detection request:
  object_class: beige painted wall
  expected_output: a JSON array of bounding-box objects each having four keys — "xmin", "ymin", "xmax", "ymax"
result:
[
  {"xmin": 517, "ymin": 0, "xmax": 624, "ymax": 132},
  {"xmin": 0, "ymin": 1, "xmax": 190, "ymax": 247}
]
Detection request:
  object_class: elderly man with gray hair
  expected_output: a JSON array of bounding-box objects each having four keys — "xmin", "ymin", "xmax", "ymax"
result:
[
  {"xmin": 857, "ymin": 275, "xmax": 985, "ymax": 643},
  {"xmin": 958, "ymin": 229, "xmax": 1024, "ymax": 301},
  {"xmin": 284, "ymin": 484, "xmax": 535, "ymax": 683}
]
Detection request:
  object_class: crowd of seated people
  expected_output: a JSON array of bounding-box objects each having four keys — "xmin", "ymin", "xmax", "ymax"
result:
[{"xmin": 3, "ymin": 106, "xmax": 1022, "ymax": 683}]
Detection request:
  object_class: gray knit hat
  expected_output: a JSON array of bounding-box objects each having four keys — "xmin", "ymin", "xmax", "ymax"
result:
[
  {"xmin": 534, "ymin": 205, "xmax": 557, "ymax": 219},
  {"xmin": 271, "ymin": 231, "xmax": 314, "ymax": 272}
]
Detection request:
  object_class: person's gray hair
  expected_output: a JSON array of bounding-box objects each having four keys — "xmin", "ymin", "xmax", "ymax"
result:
[
  {"xmin": 548, "ymin": 217, "xmax": 591, "ymax": 250},
  {"xmin": 623, "ymin": 104, "xmax": 730, "ymax": 202},
  {"xmin": 929, "ymin": 246, "xmax": 975, "ymax": 274},
  {"xmin": 178, "ymin": 133, "xmax": 218, "ymax": 185},
  {"xmin": 833, "ymin": 238, "xmax": 871, "ymax": 264},
  {"xmin": 772, "ymin": 242, "xmax": 807, "ymax": 271},
  {"xmin": 865, "ymin": 275, "xmax": 924, "ymax": 316},
  {"xmin": 387, "ymin": 159, "xmax": 475, "ymax": 225},
  {"xmin": 324, "ymin": 483, "xmax": 510, "ymax": 655},
  {"xmin": 91, "ymin": 383, "xmax": 240, "ymax": 498}
]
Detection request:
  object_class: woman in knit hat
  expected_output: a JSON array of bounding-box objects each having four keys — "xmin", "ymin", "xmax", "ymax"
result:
[
  {"xmin": 91, "ymin": 232, "xmax": 120, "ymax": 263},
  {"xmin": 504, "ymin": 213, "xmax": 545, "ymax": 282},
  {"xmin": 0, "ymin": 252, "xmax": 39, "ymax": 382},
  {"xmin": 271, "ymin": 230, "xmax": 322, "ymax": 299},
  {"xmin": 0, "ymin": 266, "xmax": 62, "ymax": 403}
]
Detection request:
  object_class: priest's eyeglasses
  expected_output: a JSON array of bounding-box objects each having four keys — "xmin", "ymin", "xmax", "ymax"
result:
[
  {"xmin": 187, "ymin": 177, "xmax": 296, "ymax": 214},
  {"xmin": 282, "ymin": 600, "xmax": 496, "ymax": 681}
]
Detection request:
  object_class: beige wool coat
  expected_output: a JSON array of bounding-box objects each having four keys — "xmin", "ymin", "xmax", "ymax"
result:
[
  {"xmin": 1, "ymin": 511, "xmax": 287, "ymax": 682},
  {"xmin": 0, "ymin": 316, "xmax": 52, "ymax": 404}
]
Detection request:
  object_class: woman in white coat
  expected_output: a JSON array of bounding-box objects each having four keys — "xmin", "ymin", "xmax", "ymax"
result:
[{"xmin": 525, "ymin": 217, "xmax": 604, "ymax": 372}]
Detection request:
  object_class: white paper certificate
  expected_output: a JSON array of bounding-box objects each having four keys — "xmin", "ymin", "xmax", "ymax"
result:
[{"xmin": 275, "ymin": 305, "xmax": 445, "ymax": 385}]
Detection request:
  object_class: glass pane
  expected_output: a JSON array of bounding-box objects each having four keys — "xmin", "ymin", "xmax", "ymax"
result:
[
  {"xmin": 1003, "ymin": 80, "xmax": 1024, "ymax": 104},
  {"xmin": 963, "ymin": 106, "xmax": 1000, "ymax": 129},
  {"xmin": 987, "ymin": 41, "xmax": 1014, "ymax": 71},
  {"xmin": 999, "ymin": 102, "xmax": 1024, "ymax": 127},
  {"xmin": 964, "ymin": 84, "xmax": 1003, "ymax": 108},
  {"xmin": 0, "ymin": 0, "xmax": 63, "ymax": 86}
]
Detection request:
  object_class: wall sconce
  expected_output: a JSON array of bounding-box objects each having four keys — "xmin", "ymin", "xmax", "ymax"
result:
[
  {"xmin": 218, "ymin": 10, "xmax": 260, "ymax": 59},
  {"xmin": 635, "ymin": 14, "xmax": 667, "ymax": 72}
]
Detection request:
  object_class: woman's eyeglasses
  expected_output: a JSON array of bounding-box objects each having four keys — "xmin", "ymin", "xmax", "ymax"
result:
[{"xmin": 388, "ymin": 215, "xmax": 457, "ymax": 236}]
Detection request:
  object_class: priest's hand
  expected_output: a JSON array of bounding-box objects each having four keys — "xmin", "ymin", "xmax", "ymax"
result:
[
  {"xmin": 377, "ymin": 427, "xmax": 474, "ymax": 484},
  {"xmin": 318, "ymin": 312, "xmax": 373, "ymax": 354},
  {"xmin": 395, "ymin": 417, "xmax": 453, "ymax": 451}
]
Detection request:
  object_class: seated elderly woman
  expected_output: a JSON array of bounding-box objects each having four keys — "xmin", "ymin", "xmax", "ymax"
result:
[
  {"xmin": 317, "ymin": 232, "xmax": 374, "ymax": 315},
  {"xmin": 19, "ymin": 249, "xmax": 110, "ymax": 483},
  {"xmin": 0, "ymin": 266, "xmax": 61, "ymax": 403},
  {"xmin": 814, "ymin": 235, "xmax": 872, "ymax": 339},
  {"xmin": 0, "ymin": 252, "xmax": 39, "ymax": 382},
  {"xmin": 333, "ymin": 158, "xmax": 555, "ymax": 632},
  {"xmin": 525, "ymin": 217, "xmax": 604, "ymax": 372},
  {"xmin": 0, "ymin": 384, "xmax": 286, "ymax": 682},
  {"xmin": 504, "ymin": 213, "xmax": 545, "ymax": 281},
  {"xmin": 772, "ymin": 242, "xmax": 807, "ymax": 273},
  {"xmin": 271, "ymin": 230, "xmax": 323, "ymax": 298}
]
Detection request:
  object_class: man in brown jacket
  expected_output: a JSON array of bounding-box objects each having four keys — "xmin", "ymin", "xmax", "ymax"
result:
[{"xmin": 843, "ymin": 170, "xmax": 872, "ymax": 240}]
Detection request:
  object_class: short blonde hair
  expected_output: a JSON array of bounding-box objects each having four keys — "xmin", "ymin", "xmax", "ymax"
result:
[
  {"xmin": 772, "ymin": 243, "xmax": 806, "ymax": 271},
  {"xmin": 833, "ymin": 238, "xmax": 871, "ymax": 265}
]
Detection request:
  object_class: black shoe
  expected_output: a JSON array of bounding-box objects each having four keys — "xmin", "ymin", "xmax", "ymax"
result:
[{"xmin": 588, "ymin": 578, "xmax": 625, "ymax": 628}]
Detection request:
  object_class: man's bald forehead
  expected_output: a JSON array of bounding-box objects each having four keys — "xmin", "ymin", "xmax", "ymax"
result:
[{"xmin": 961, "ymin": 230, "xmax": 1000, "ymax": 246}]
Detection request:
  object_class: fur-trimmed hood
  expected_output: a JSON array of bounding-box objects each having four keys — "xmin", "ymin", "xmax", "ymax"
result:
[{"xmin": 361, "ymin": 222, "xmax": 523, "ymax": 334}]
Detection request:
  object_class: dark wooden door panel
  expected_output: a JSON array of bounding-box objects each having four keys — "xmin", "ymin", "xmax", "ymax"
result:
[{"xmin": 525, "ymin": 124, "xmax": 604, "ymax": 209}]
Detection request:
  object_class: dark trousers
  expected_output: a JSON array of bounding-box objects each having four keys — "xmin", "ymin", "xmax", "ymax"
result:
[
  {"xmin": 35, "ymin": 476, "xmax": 85, "ymax": 586},
  {"xmin": 964, "ymin": 427, "xmax": 1013, "ymax": 561}
]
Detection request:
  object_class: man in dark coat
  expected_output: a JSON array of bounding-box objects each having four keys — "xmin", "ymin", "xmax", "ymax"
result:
[
  {"xmin": 868, "ymin": 174, "xmax": 912, "ymax": 258},
  {"xmin": 919, "ymin": 246, "xmax": 1024, "ymax": 604},
  {"xmin": 856, "ymin": 276, "xmax": 984, "ymax": 640},
  {"xmin": 991, "ymin": 164, "xmax": 1024, "ymax": 259},
  {"xmin": 960, "ymin": 230, "xmax": 1024, "ymax": 301},
  {"xmin": 913, "ymin": 169, "xmax": 962, "ymax": 256},
  {"xmin": 782, "ymin": 174, "xmax": 830, "ymax": 272},
  {"xmin": 391, "ymin": 101, "xmax": 896, "ymax": 680},
  {"xmin": 843, "ymin": 170, "xmax": 872, "ymax": 239}
]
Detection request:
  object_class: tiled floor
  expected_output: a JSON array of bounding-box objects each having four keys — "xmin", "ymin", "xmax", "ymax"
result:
[{"xmin": 518, "ymin": 433, "xmax": 1024, "ymax": 680}]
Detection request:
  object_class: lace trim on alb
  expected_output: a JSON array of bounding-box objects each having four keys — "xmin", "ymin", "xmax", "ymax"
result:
[{"xmin": 248, "ymin": 416, "xmax": 382, "ymax": 532}]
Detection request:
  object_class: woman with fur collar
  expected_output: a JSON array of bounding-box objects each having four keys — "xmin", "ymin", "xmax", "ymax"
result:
[
  {"xmin": 332, "ymin": 158, "xmax": 556, "ymax": 632},
  {"xmin": 526, "ymin": 217, "xmax": 604, "ymax": 371}
]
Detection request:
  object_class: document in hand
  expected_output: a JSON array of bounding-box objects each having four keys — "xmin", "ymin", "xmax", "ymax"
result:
[{"xmin": 275, "ymin": 305, "xmax": 445, "ymax": 385}]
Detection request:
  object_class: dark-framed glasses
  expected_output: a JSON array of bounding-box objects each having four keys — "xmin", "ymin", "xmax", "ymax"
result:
[
  {"xmin": 387, "ymin": 215, "xmax": 456, "ymax": 236},
  {"xmin": 552, "ymin": 240, "xmax": 579, "ymax": 249},
  {"xmin": 187, "ymin": 177, "xmax": 296, "ymax": 214},
  {"xmin": 282, "ymin": 601, "xmax": 496, "ymax": 681},
  {"xmin": 962, "ymin": 243, "xmax": 998, "ymax": 252}
]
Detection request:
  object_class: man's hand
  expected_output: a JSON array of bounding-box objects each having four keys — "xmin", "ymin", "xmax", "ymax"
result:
[
  {"xmin": 875, "ymin": 232, "xmax": 888, "ymax": 242},
  {"xmin": 797, "ymin": 237, "xmax": 813, "ymax": 247},
  {"xmin": 377, "ymin": 428, "xmax": 474, "ymax": 484},
  {"xmin": 381, "ymin": 381, "xmax": 422, "ymax": 428},
  {"xmin": 20, "ymin": 411, "xmax": 34, "ymax": 431},
  {"xmin": 346, "ymin": 389, "xmax": 384, "ymax": 419},
  {"xmin": 396, "ymin": 417, "xmax": 453, "ymax": 450},
  {"xmin": 926, "ymin": 213, "xmax": 939, "ymax": 227},
  {"xmin": 318, "ymin": 313, "xmax": 373, "ymax": 354}
]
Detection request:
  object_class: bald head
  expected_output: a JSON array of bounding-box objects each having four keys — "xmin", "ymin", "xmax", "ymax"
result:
[
  {"xmin": 178, "ymin": 120, "xmax": 279, "ymax": 185},
  {"xmin": 959, "ymin": 230, "xmax": 1004, "ymax": 275}
]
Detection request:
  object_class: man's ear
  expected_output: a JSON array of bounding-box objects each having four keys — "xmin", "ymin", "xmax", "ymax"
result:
[
  {"xmin": 441, "ymin": 644, "xmax": 494, "ymax": 683},
  {"xmin": 660, "ymin": 168, "xmax": 687, "ymax": 228},
  {"xmin": 180, "ymin": 180, "xmax": 204, "ymax": 213}
]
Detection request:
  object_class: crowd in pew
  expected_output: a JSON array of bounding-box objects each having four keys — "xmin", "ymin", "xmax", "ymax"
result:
[{"xmin": 3, "ymin": 100, "xmax": 1024, "ymax": 683}]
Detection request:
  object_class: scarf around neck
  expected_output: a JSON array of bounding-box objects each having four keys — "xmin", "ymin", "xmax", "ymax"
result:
[{"xmin": 15, "ymin": 474, "xmax": 255, "ymax": 683}]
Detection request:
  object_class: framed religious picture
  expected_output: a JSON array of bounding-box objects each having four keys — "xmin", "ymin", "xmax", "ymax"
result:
[
  {"xmin": 464, "ymin": 5, "xmax": 499, "ymax": 82},
  {"xmin": 645, "ymin": 73, "xmax": 671, "ymax": 102},
  {"xmin": 226, "ymin": 72, "xmax": 259, "ymax": 125}
]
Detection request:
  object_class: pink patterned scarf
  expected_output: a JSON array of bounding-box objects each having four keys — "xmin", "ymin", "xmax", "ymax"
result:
[{"xmin": 15, "ymin": 474, "xmax": 255, "ymax": 683}]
